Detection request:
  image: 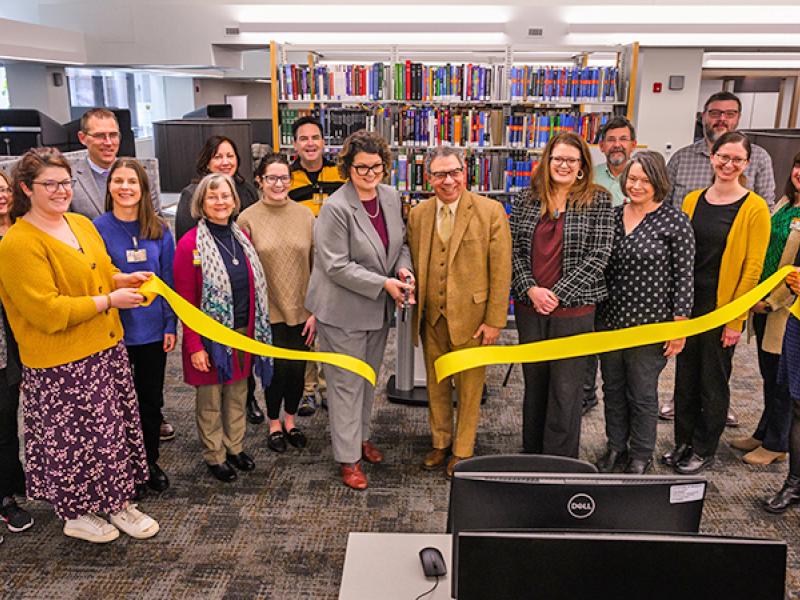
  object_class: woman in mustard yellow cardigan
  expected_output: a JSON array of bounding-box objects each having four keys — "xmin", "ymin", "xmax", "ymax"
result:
[
  {"xmin": 662, "ymin": 131, "xmax": 771, "ymax": 474},
  {"xmin": 0, "ymin": 148, "xmax": 158, "ymax": 544}
]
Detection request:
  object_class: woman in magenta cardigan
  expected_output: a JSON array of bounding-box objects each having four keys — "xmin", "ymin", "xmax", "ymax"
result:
[{"xmin": 174, "ymin": 173, "xmax": 272, "ymax": 483}]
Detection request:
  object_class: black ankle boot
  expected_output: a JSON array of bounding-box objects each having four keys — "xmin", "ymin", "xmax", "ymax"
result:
[
  {"xmin": 764, "ymin": 475, "xmax": 800, "ymax": 514},
  {"xmin": 246, "ymin": 395, "xmax": 265, "ymax": 424}
]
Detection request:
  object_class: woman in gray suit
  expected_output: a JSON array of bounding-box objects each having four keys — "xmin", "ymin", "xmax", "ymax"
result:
[{"xmin": 305, "ymin": 130, "xmax": 414, "ymax": 490}]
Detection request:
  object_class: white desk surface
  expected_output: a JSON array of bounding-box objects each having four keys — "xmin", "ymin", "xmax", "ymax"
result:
[{"xmin": 339, "ymin": 532, "xmax": 453, "ymax": 600}]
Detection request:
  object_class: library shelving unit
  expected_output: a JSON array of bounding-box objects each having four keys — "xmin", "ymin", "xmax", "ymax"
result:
[{"xmin": 268, "ymin": 42, "xmax": 639, "ymax": 209}]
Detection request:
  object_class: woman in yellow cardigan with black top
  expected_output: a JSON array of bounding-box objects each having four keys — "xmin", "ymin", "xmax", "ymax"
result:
[
  {"xmin": 662, "ymin": 132, "xmax": 771, "ymax": 474},
  {"xmin": 0, "ymin": 148, "xmax": 158, "ymax": 544}
]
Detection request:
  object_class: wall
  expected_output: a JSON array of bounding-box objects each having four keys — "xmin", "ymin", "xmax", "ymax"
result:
[
  {"xmin": 5, "ymin": 63, "xmax": 71, "ymax": 122},
  {"xmin": 633, "ymin": 47, "xmax": 704, "ymax": 158},
  {"xmin": 192, "ymin": 79, "xmax": 271, "ymax": 118},
  {"xmin": 163, "ymin": 77, "xmax": 196, "ymax": 119}
]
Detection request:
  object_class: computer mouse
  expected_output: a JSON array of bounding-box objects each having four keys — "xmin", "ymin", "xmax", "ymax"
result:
[{"xmin": 419, "ymin": 546, "xmax": 447, "ymax": 578}]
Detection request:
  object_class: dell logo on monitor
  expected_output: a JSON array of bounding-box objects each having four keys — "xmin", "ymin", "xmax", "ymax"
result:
[{"xmin": 567, "ymin": 493, "xmax": 596, "ymax": 519}]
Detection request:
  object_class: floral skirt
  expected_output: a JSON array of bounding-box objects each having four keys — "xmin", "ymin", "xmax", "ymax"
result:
[{"xmin": 21, "ymin": 341, "xmax": 148, "ymax": 520}]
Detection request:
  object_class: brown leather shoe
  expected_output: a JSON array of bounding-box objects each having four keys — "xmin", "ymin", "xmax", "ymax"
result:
[
  {"xmin": 730, "ymin": 436, "xmax": 761, "ymax": 452},
  {"xmin": 361, "ymin": 440, "xmax": 384, "ymax": 464},
  {"xmin": 446, "ymin": 455, "xmax": 466, "ymax": 479},
  {"xmin": 743, "ymin": 447, "xmax": 787, "ymax": 465},
  {"xmin": 422, "ymin": 447, "xmax": 451, "ymax": 470},
  {"xmin": 159, "ymin": 420, "xmax": 175, "ymax": 442},
  {"xmin": 341, "ymin": 462, "xmax": 368, "ymax": 490}
]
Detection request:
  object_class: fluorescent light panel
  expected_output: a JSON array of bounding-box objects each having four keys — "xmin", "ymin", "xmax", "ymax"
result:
[
  {"xmin": 562, "ymin": 5, "xmax": 800, "ymax": 24},
  {"xmin": 235, "ymin": 5, "xmax": 510, "ymax": 24}
]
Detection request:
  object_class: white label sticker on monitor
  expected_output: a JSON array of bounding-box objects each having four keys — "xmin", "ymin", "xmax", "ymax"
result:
[{"xmin": 669, "ymin": 483, "xmax": 705, "ymax": 504}]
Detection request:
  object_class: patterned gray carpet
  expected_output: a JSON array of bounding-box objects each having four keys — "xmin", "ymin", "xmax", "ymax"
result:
[{"xmin": 1, "ymin": 328, "xmax": 798, "ymax": 599}]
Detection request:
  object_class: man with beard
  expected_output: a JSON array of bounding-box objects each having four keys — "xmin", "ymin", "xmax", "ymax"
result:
[
  {"xmin": 660, "ymin": 91, "xmax": 775, "ymax": 426},
  {"xmin": 665, "ymin": 91, "xmax": 775, "ymax": 208},
  {"xmin": 582, "ymin": 117, "xmax": 637, "ymax": 414}
]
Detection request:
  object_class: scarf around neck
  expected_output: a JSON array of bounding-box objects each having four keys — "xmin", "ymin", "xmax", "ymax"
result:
[{"xmin": 196, "ymin": 218, "xmax": 273, "ymax": 387}]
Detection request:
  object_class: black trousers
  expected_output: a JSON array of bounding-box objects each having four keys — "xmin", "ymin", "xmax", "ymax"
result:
[
  {"xmin": 600, "ymin": 343, "xmax": 667, "ymax": 460},
  {"xmin": 674, "ymin": 326, "xmax": 735, "ymax": 457},
  {"xmin": 516, "ymin": 309, "xmax": 595, "ymax": 458},
  {"xmin": 126, "ymin": 341, "xmax": 167, "ymax": 465},
  {"xmin": 265, "ymin": 323, "xmax": 307, "ymax": 420},
  {"xmin": 752, "ymin": 313, "xmax": 791, "ymax": 452},
  {"xmin": 788, "ymin": 395, "xmax": 800, "ymax": 478},
  {"xmin": 0, "ymin": 368, "xmax": 24, "ymax": 498}
]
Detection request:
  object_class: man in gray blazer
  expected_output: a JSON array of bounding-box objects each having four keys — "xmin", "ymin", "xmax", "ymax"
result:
[{"xmin": 69, "ymin": 108, "xmax": 122, "ymax": 219}]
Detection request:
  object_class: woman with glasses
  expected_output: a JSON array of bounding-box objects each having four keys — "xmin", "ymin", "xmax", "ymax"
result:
[
  {"xmin": 662, "ymin": 131, "xmax": 770, "ymax": 474},
  {"xmin": 510, "ymin": 131, "xmax": 614, "ymax": 458},
  {"xmin": 173, "ymin": 173, "xmax": 272, "ymax": 483},
  {"xmin": 175, "ymin": 135, "xmax": 263, "ymax": 425},
  {"xmin": 0, "ymin": 170, "xmax": 34, "ymax": 535},
  {"xmin": 238, "ymin": 154, "xmax": 315, "ymax": 453},
  {"xmin": 596, "ymin": 152, "xmax": 695, "ymax": 474},
  {"xmin": 306, "ymin": 129, "xmax": 413, "ymax": 489},
  {"xmin": 0, "ymin": 148, "xmax": 158, "ymax": 543},
  {"xmin": 93, "ymin": 159, "xmax": 176, "ymax": 499},
  {"xmin": 732, "ymin": 153, "xmax": 800, "ymax": 466}
]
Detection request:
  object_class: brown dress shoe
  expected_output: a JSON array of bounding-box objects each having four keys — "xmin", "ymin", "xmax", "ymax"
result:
[
  {"xmin": 743, "ymin": 447, "xmax": 787, "ymax": 465},
  {"xmin": 361, "ymin": 440, "xmax": 384, "ymax": 464},
  {"xmin": 446, "ymin": 455, "xmax": 466, "ymax": 479},
  {"xmin": 422, "ymin": 447, "xmax": 451, "ymax": 470},
  {"xmin": 730, "ymin": 436, "xmax": 761, "ymax": 452},
  {"xmin": 341, "ymin": 462, "xmax": 368, "ymax": 490}
]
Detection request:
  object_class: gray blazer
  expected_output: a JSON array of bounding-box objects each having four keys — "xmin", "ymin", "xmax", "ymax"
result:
[
  {"xmin": 306, "ymin": 181, "xmax": 412, "ymax": 331},
  {"xmin": 70, "ymin": 158, "xmax": 106, "ymax": 219}
]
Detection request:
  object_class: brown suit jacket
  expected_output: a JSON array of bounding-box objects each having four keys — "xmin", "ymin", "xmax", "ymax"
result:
[{"xmin": 407, "ymin": 190, "xmax": 512, "ymax": 347}]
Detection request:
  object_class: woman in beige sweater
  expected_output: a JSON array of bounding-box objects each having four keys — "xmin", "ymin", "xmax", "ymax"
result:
[{"xmin": 238, "ymin": 154, "xmax": 316, "ymax": 453}]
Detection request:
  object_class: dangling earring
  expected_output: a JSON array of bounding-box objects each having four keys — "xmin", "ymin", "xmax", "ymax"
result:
[{"xmin": 576, "ymin": 170, "xmax": 584, "ymax": 180}]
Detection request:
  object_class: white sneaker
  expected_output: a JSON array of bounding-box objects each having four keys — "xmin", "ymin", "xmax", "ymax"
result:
[
  {"xmin": 109, "ymin": 504, "xmax": 159, "ymax": 540},
  {"xmin": 63, "ymin": 513, "xmax": 120, "ymax": 543}
]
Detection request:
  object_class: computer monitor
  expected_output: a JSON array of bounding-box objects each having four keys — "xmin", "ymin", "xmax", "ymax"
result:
[
  {"xmin": 457, "ymin": 531, "xmax": 787, "ymax": 600},
  {"xmin": 448, "ymin": 472, "xmax": 707, "ymax": 597}
]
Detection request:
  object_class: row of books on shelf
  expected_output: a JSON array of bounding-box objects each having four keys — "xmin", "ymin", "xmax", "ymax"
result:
[
  {"xmin": 277, "ymin": 62, "xmax": 623, "ymax": 104},
  {"xmin": 390, "ymin": 150, "xmax": 536, "ymax": 194},
  {"xmin": 508, "ymin": 65, "xmax": 620, "ymax": 103},
  {"xmin": 279, "ymin": 106, "xmax": 611, "ymax": 148}
]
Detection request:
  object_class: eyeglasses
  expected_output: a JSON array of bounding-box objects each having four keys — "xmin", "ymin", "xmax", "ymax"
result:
[
  {"xmin": 605, "ymin": 136, "xmax": 632, "ymax": 144},
  {"xmin": 352, "ymin": 164, "xmax": 385, "ymax": 176},
  {"xmin": 550, "ymin": 156, "xmax": 581, "ymax": 168},
  {"xmin": 626, "ymin": 175, "xmax": 652, "ymax": 187},
  {"xmin": 714, "ymin": 153, "xmax": 748, "ymax": 168},
  {"xmin": 430, "ymin": 167, "xmax": 464, "ymax": 181},
  {"xmin": 206, "ymin": 193, "xmax": 234, "ymax": 202},
  {"xmin": 706, "ymin": 110, "xmax": 739, "ymax": 119},
  {"xmin": 32, "ymin": 179, "xmax": 74, "ymax": 193},
  {"xmin": 263, "ymin": 175, "xmax": 291, "ymax": 186},
  {"xmin": 84, "ymin": 131, "xmax": 120, "ymax": 141}
]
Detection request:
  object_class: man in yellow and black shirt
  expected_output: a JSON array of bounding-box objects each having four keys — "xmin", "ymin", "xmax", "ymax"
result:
[
  {"xmin": 289, "ymin": 116, "xmax": 346, "ymax": 217},
  {"xmin": 289, "ymin": 116, "xmax": 345, "ymax": 415}
]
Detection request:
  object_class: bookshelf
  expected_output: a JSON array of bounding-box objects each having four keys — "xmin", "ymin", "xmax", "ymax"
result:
[{"xmin": 268, "ymin": 43, "xmax": 639, "ymax": 210}]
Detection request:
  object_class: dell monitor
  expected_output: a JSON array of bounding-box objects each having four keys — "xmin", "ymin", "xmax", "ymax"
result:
[{"xmin": 457, "ymin": 530, "xmax": 786, "ymax": 600}]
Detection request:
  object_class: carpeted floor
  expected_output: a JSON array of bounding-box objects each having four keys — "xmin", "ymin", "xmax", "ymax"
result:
[{"xmin": 1, "ymin": 328, "xmax": 798, "ymax": 599}]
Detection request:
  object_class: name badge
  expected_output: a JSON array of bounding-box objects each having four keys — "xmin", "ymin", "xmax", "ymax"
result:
[
  {"xmin": 126, "ymin": 248, "xmax": 148, "ymax": 263},
  {"xmin": 192, "ymin": 249, "xmax": 202, "ymax": 266},
  {"xmin": 791, "ymin": 218, "xmax": 800, "ymax": 232},
  {"xmin": 313, "ymin": 192, "xmax": 325, "ymax": 206}
]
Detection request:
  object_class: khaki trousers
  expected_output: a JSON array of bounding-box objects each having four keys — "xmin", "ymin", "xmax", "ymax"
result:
[
  {"xmin": 195, "ymin": 333, "xmax": 249, "ymax": 464},
  {"xmin": 422, "ymin": 316, "xmax": 485, "ymax": 458},
  {"xmin": 303, "ymin": 339, "xmax": 327, "ymax": 395}
]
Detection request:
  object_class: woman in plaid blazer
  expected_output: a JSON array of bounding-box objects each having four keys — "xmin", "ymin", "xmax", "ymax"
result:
[{"xmin": 510, "ymin": 132, "xmax": 615, "ymax": 458}]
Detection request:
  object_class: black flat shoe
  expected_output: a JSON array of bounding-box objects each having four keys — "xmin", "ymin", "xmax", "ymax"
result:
[
  {"xmin": 133, "ymin": 483, "xmax": 148, "ymax": 501},
  {"xmin": 246, "ymin": 397, "xmax": 265, "ymax": 425},
  {"xmin": 147, "ymin": 462, "xmax": 170, "ymax": 492},
  {"xmin": 624, "ymin": 457, "xmax": 653, "ymax": 474},
  {"xmin": 661, "ymin": 443, "xmax": 692, "ymax": 467},
  {"xmin": 596, "ymin": 448, "xmax": 627, "ymax": 473},
  {"xmin": 208, "ymin": 461, "xmax": 237, "ymax": 482},
  {"xmin": 284, "ymin": 426, "xmax": 307, "ymax": 448},
  {"xmin": 267, "ymin": 430, "xmax": 287, "ymax": 453},
  {"xmin": 675, "ymin": 452, "xmax": 715, "ymax": 474},
  {"xmin": 764, "ymin": 476, "xmax": 800, "ymax": 514},
  {"xmin": 226, "ymin": 451, "xmax": 256, "ymax": 471}
]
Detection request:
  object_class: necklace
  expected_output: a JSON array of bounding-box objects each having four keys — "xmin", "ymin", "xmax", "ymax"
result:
[
  {"xmin": 364, "ymin": 198, "xmax": 381, "ymax": 218},
  {"xmin": 211, "ymin": 233, "xmax": 239, "ymax": 265}
]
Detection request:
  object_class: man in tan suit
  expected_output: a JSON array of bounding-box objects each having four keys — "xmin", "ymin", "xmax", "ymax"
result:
[{"xmin": 407, "ymin": 147, "xmax": 512, "ymax": 477}]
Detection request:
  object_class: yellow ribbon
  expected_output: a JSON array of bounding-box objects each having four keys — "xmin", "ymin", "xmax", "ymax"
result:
[
  {"xmin": 435, "ymin": 265, "xmax": 800, "ymax": 383},
  {"xmin": 138, "ymin": 276, "xmax": 376, "ymax": 385}
]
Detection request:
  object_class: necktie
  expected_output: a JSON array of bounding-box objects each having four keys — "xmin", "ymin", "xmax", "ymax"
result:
[{"xmin": 438, "ymin": 204, "xmax": 453, "ymax": 242}]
